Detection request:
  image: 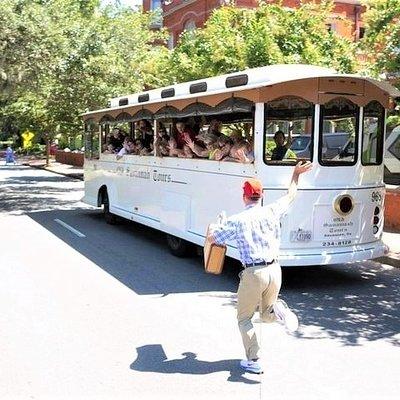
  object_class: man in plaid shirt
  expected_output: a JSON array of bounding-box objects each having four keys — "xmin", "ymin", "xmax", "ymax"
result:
[{"xmin": 211, "ymin": 161, "xmax": 312, "ymax": 374}]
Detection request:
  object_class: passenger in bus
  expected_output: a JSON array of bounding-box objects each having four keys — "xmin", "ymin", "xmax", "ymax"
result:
[
  {"xmin": 213, "ymin": 135, "xmax": 233, "ymax": 161},
  {"xmin": 134, "ymin": 138, "xmax": 152, "ymax": 156},
  {"xmin": 235, "ymin": 143, "xmax": 255, "ymax": 163},
  {"xmin": 116, "ymin": 137, "xmax": 135, "ymax": 159},
  {"xmin": 184, "ymin": 134, "xmax": 217, "ymax": 159},
  {"xmin": 174, "ymin": 121, "xmax": 196, "ymax": 149},
  {"xmin": 208, "ymin": 119, "xmax": 223, "ymax": 137},
  {"xmin": 220, "ymin": 136, "xmax": 254, "ymax": 163},
  {"xmin": 103, "ymin": 143, "xmax": 116, "ymax": 154},
  {"xmin": 109, "ymin": 128, "xmax": 125, "ymax": 152},
  {"xmin": 137, "ymin": 119, "xmax": 154, "ymax": 149},
  {"xmin": 179, "ymin": 145, "xmax": 195, "ymax": 158},
  {"xmin": 271, "ymin": 130, "xmax": 292, "ymax": 161},
  {"xmin": 166, "ymin": 136, "xmax": 194, "ymax": 158},
  {"xmin": 154, "ymin": 127, "xmax": 170, "ymax": 157}
]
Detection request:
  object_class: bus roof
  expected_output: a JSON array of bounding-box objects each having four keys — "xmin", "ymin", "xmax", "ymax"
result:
[{"xmin": 83, "ymin": 64, "xmax": 400, "ymax": 117}]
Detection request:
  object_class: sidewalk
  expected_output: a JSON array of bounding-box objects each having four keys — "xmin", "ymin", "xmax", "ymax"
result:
[
  {"xmin": 379, "ymin": 230, "xmax": 400, "ymax": 268},
  {"xmin": 20, "ymin": 156, "xmax": 83, "ymax": 180}
]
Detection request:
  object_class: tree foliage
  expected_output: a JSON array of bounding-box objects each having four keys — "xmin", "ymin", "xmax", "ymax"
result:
[
  {"xmin": 361, "ymin": 0, "xmax": 400, "ymax": 83},
  {"xmin": 360, "ymin": 0, "xmax": 400, "ymax": 127},
  {"xmin": 0, "ymin": 0, "xmax": 168, "ymax": 143},
  {"xmin": 159, "ymin": 2, "xmax": 356, "ymax": 83}
]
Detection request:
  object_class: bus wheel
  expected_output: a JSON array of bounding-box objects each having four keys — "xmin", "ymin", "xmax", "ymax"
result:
[
  {"xmin": 166, "ymin": 234, "xmax": 192, "ymax": 257},
  {"xmin": 103, "ymin": 191, "xmax": 117, "ymax": 225}
]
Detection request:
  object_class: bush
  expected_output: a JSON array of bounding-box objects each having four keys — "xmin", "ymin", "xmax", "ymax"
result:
[{"xmin": 28, "ymin": 143, "xmax": 46, "ymax": 155}]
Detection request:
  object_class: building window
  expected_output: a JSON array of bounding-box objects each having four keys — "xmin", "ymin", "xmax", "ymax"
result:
[
  {"xmin": 184, "ymin": 19, "xmax": 196, "ymax": 32},
  {"xmin": 150, "ymin": 0, "xmax": 162, "ymax": 10},
  {"xmin": 359, "ymin": 27, "xmax": 365, "ymax": 39},
  {"xmin": 326, "ymin": 23, "xmax": 336, "ymax": 33}
]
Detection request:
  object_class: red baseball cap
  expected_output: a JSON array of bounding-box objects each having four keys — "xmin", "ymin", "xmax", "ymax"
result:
[{"xmin": 243, "ymin": 178, "xmax": 263, "ymax": 198}]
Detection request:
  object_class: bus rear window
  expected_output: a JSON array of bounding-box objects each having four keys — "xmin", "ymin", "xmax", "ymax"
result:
[
  {"xmin": 362, "ymin": 101, "xmax": 384, "ymax": 165},
  {"xmin": 319, "ymin": 98, "xmax": 359, "ymax": 166},
  {"xmin": 264, "ymin": 96, "xmax": 313, "ymax": 164}
]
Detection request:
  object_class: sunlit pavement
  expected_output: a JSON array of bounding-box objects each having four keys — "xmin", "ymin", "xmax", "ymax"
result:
[{"xmin": 0, "ymin": 165, "xmax": 399, "ymax": 400}]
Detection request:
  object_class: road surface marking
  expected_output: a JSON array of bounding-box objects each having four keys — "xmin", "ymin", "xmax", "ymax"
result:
[{"xmin": 54, "ymin": 219, "xmax": 86, "ymax": 238}]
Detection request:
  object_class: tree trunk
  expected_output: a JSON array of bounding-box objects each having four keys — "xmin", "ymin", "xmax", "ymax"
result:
[{"xmin": 45, "ymin": 138, "xmax": 50, "ymax": 167}]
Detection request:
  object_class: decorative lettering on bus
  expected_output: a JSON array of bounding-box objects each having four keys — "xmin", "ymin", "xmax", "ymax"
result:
[
  {"xmin": 152, "ymin": 170, "xmax": 172, "ymax": 183},
  {"xmin": 110, "ymin": 167, "xmax": 175, "ymax": 184},
  {"xmin": 322, "ymin": 218, "xmax": 354, "ymax": 237}
]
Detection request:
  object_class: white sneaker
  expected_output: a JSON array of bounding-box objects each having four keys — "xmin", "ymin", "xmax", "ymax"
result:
[
  {"xmin": 273, "ymin": 299, "xmax": 299, "ymax": 333},
  {"xmin": 240, "ymin": 359, "xmax": 264, "ymax": 374}
]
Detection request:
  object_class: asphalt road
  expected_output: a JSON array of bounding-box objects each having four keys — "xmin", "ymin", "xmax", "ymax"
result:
[{"xmin": 0, "ymin": 165, "xmax": 399, "ymax": 400}]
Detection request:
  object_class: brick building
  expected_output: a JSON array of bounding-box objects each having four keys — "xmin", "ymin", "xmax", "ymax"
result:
[{"xmin": 142, "ymin": 0, "xmax": 364, "ymax": 48}]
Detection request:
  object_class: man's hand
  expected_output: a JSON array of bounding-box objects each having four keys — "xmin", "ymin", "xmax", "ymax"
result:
[{"xmin": 293, "ymin": 161, "xmax": 313, "ymax": 176}]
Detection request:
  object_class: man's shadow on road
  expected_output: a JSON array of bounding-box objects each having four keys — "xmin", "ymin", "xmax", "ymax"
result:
[{"xmin": 130, "ymin": 344, "xmax": 260, "ymax": 384}]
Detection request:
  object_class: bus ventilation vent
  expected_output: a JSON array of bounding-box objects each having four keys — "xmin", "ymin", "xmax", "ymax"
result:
[
  {"xmin": 161, "ymin": 88, "xmax": 175, "ymax": 98},
  {"xmin": 119, "ymin": 98, "xmax": 129, "ymax": 106},
  {"xmin": 225, "ymin": 74, "xmax": 248, "ymax": 88},
  {"xmin": 190, "ymin": 82, "xmax": 207, "ymax": 94},
  {"xmin": 138, "ymin": 93, "xmax": 149, "ymax": 103}
]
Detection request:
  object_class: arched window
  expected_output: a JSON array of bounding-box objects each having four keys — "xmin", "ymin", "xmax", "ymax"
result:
[
  {"xmin": 264, "ymin": 96, "xmax": 314, "ymax": 164},
  {"xmin": 183, "ymin": 19, "xmax": 196, "ymax": 32}
]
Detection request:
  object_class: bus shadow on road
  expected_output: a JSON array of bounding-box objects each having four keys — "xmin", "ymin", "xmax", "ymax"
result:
[
  {"xmin": 28, "ymin": 208, "xmax": 241, "ymax": 296},
  {"xmin": 28, "ymin": 208, "xmax": 400, "ymax": 347},
  {"xmin": 130, "ymin": 344, "xmax": 260, "ymax": 384}
]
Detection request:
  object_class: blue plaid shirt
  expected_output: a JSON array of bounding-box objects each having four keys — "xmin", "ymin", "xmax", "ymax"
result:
[{"xmin": 211, "ymin": 196, "xmax": 291, "ymax": 265}]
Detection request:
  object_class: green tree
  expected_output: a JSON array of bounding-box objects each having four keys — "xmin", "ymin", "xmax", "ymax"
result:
[
  {"xmin": 0, "ymin": 0, "xmax": 168, "ymax": 149},
  {"xmin": 361, "ymin": 0, "xmax": 400, "ymax": 126},
  {"xmin": 361, "ymin": 0, "xmax": 400, "ymax": 79},
  {"xmin": 159, "ymin": 2, "xmax": 356, "ymax": 83}
]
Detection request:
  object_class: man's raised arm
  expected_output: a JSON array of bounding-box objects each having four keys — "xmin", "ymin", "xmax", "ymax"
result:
[{"xmin": 286, "ymin": 161, "xmax": 313, "ymax": 204}]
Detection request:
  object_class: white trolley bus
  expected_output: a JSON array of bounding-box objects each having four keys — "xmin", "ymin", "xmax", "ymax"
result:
[{"xmin": 82, "ymin": 64, "xmax": 400, "ymax": 266}]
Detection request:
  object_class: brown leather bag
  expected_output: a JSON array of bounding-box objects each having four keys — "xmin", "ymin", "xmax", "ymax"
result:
[{"xmin": 204, "ymin": 226, "xmax": 226, "ymax": 275}]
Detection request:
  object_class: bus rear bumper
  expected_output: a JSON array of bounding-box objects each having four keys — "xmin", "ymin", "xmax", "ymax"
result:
[{"xmin": 279, "ymin": 241, "xmax": 388, "ymax": 267}]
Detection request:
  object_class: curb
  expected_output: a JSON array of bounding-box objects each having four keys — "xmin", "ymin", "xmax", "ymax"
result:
[
  {"xmin": 375, "ymin": 254, "xmax": 400, "ymax": 268},
  {"xmin": 22, "ymin": 162, "xmax": 83, "ymax": 181}
]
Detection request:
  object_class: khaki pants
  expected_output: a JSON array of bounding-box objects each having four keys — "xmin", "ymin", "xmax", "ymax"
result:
[{"xmin": 237, "ymin": 263, "xmax": 282, "ymax": 360}]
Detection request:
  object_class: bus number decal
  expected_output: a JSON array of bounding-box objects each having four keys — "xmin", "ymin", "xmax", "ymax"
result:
[{"xmin": 371, "ymin": 191, "xmax": 382, "ymax": 203}]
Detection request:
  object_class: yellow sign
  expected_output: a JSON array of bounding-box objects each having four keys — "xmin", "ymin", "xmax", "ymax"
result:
[{"xmin": 21, "ymin": 130, "xmax": 35, "ymax": 149}]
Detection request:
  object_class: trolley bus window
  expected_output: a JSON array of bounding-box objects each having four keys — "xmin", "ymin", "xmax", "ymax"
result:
[
  {"xmin": 84, "ymin": 120, "xmax": 99, "ymax": 159},
  {"xmin": 264, "ymin": 96, "xmax": 313, "ymax": 164},
  {"xmin": 362, "ymin": 101, "xmax": 385, "ymax": 165},
  {"xmin": 319, "ymin": 97, "xmax": 359, "ymax": 165}
]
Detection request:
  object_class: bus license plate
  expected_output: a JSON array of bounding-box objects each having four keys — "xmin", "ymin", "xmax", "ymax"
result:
[{"xmin": 290, "ymin": 230, "xmax": 312, "ymax": 242}]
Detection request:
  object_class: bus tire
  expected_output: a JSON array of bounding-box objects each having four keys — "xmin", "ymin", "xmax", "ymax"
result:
[
  {"xmin": 166, "ymin": 234, "xmax": 192, "ymax": 257},
  {"xmin": 103, "ymin": 191, "xmax": 117, "ymax": 225}
]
